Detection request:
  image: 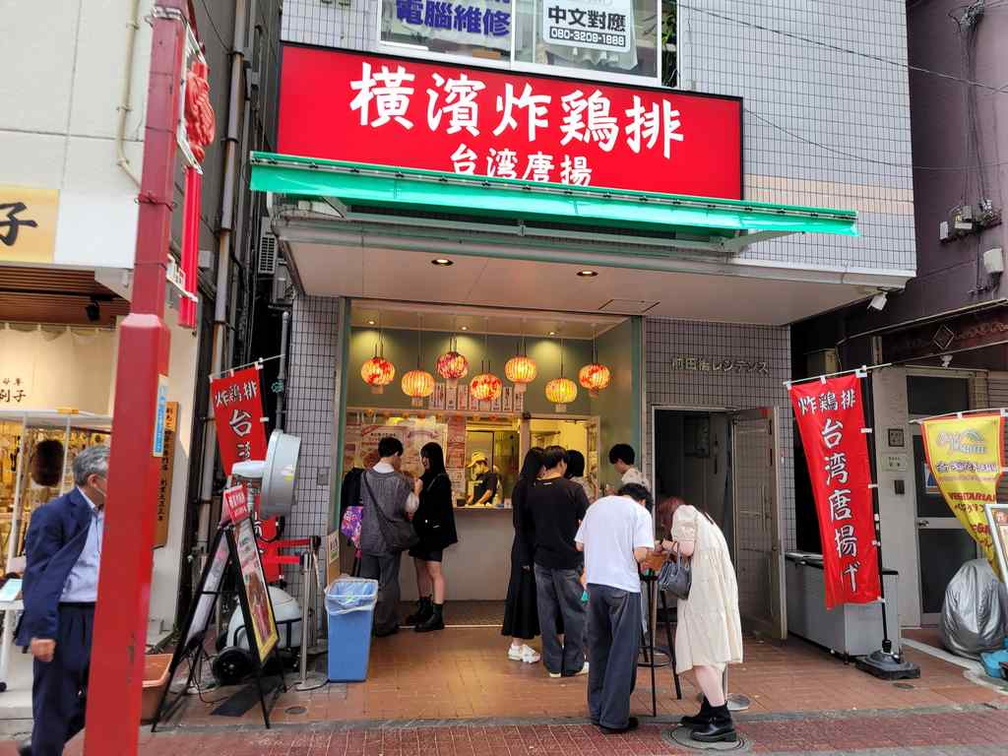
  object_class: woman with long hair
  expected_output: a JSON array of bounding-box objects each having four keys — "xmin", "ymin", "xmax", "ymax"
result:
[
  {"xmin": 656, "ymin": 496, "xmax": 743, "ymax": 743},
  {"xmin": 564, "ymin": 449, "xmax": 596, "ymax": 504},
  {"xmin": 501, "ymin": 446, "xmax": 545, "ymax": 662},
  {"xmin": 404, "ymin": 442, "xmax": 457, "ymax": 632}
]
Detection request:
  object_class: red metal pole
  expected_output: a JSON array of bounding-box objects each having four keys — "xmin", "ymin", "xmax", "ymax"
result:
[{"xmin": 83, "ymin": 3, "xmax": 187, "ymax": 753}]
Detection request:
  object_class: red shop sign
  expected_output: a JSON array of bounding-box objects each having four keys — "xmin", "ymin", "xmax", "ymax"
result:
[
  {"xmin": 789, "ymin": 374, "xmax": 881, "ymax": 609},
  {"xmin": 277, "ymin": 46, "xmax": 743, "ymax": 199},
  {"xmin": 210, "ymin": 366, "xmax": 268, "ymax": 476}
]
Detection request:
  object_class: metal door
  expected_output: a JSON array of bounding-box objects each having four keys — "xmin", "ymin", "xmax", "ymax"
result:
[{"xmin": 731, "ymin": 408, "xmax": 786, "ymax": 639}]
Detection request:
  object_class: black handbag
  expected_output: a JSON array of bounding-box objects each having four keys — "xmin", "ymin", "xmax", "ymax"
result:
[
  {"xmin": 362, "ymin": 473, "xmax": 419, "ymax": 553},
  {"xmin": 657, "ymin": 543, "xmax": 692, "ymax": 600}
]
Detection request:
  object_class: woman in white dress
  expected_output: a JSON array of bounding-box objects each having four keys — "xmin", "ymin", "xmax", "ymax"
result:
[{"xmin": 657, "ymin": 496, "xmax": 743, "ymax": 743}]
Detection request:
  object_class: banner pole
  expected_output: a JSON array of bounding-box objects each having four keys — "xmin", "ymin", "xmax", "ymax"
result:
[
  {"xmin": 855, "ymin": 369, "xmax": 919, "ymax": 680},
  {"xmin": 861, "ymin": 370, "xmax": 891, "ymax": 651}
]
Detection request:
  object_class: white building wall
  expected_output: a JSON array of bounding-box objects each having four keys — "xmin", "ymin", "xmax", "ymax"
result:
[{"xmin": 0, "ymin": 0, "xmax": 151, "ymax": 271}]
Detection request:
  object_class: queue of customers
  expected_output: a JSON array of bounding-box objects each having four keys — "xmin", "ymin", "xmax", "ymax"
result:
[{"xmin": 356, "ymin": 437, "xmax": 742, "ymax": 744}]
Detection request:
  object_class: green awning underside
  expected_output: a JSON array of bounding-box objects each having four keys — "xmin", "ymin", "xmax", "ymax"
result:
[{"xmin": 250, "ymin": 152, "xmax": 858, "ymax": 242}]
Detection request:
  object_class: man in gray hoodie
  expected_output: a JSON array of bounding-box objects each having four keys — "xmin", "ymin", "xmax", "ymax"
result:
[{"xmin": 359, "ymin": 437, "xmax": 418, "ymax": 636}]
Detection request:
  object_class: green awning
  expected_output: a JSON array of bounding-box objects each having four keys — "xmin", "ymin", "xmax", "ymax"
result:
[{"xmin": 250, "ymin": 152, "xmax": 858, "ymax": 242}]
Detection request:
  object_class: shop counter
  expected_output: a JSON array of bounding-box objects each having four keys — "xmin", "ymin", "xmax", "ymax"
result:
[{"xmin": 401, "ymin": 506, "xmax": 513, "ymax": 601}]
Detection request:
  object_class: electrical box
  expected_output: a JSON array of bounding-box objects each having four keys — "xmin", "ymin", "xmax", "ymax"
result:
[
  {"xmin": 939, "ymin": 221, "xmax": 950, "ymax": 242},
  {"xmin": 983, "ymin": 247, "xmax": 1004, "ymax": 275}
]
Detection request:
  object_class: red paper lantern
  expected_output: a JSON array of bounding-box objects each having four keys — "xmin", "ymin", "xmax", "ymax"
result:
[
  {"xmin": 578, "ymin": 363, "xmax": 612, "ymax": 397},
  {"xmin": 436, "ymin": 350, "xmax": 469, "ymax": 388},
  {"xmin": 470, "ymin": 372, "xmax": 503, "ymax": 402},
  {"xmin": 401, "ymin": 369, "xmax": 435, "ymax": 407},
  {"xmin": 361, "ymin": 356, "xmax": 395, "ymax": 394},
  {"xmin": 505, "ymin": 355, "xmax": 538, "ymax": 394},
  {"xmin": 545, "ymin": 377, "xmax": 578, "ymax": 412}
]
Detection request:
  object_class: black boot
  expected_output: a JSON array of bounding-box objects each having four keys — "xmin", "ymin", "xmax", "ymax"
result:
[
  {"xmin": 406, "ymin": 596, "xmax": 432, "ymax": 625},
  {"xmin": 415, "ymin": 602, "xmax": 445, "ymax": 632},
  {"xmin": 690, "ymin": 704, "xmax": 737, "ymax": 743},
  {"xmin": 680, "ymin": 696, "xmax": 713, "ymax": 728}
]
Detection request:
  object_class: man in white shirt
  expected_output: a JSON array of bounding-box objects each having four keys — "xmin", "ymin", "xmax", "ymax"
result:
[
  {"xmin": 575, "ymin": 489, "xmax": 654, "ymax": 734},
  {"xmin": 607, "ymin": 444, "xmax": 650, "ymax": 494}
]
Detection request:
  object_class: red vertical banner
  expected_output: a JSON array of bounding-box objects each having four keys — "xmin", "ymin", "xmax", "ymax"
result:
[
  {"xmin": 179, "ymin": 167, "xmax": 201, "ymax": 328},
  {"xmin": 789, "ymin": 374, "xmax": 881, "ymax": 608},
  {"xmin": 210, "ymin": 366, "xmax": 269, "ymax": 475}
]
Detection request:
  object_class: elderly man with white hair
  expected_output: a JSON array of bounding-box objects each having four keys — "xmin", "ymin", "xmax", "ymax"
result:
[{"xmin": 16, "ymin": 445, "xmax": 110, "ymax": 756}]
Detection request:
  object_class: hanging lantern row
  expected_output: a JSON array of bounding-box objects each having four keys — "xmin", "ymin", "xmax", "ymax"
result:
[{"xmin": 360, "ymin": 326, "xmax": 611, "ymax": 408}]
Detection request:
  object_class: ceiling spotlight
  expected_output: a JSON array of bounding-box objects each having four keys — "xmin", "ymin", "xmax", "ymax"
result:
[
  {"xmin": 548, "ymin": 331, "xmax": 557, "ymax": 336},
  {"xmin": 460, "ymin": 325, "xmax": 469, "ymax": 331},
  {"xmin": 431, "ymin": 258, "xmax": 454, "ymax": 266},
  {"xmin": 85, "ymin": 299, "xmax": 100, "ymax": 323},
  {"xmin": 576, "ymin": 270, "xmax": 598, "ymax": 277},
  {"xmin": 367, "ymin": 319, "xmax": 376, "ymax": 326},
  {"xmin": 868, "ymin": 292, "xmax": 888, "ymax": 311}
]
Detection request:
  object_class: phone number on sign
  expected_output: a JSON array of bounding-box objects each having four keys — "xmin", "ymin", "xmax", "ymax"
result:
[{"xmin": 547, "ymin": 27, "xmax": 627, "ymax": 47}]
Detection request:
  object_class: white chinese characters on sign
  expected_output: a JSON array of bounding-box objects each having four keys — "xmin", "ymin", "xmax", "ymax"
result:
[{"xmin": 347, "ymin": 62, "xmax": 686, "ymax": 186}]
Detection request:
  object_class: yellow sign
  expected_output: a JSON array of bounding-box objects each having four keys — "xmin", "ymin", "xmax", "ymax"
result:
[
  {"xmin": 921, "ymin": 413, "xmax": 1006, "ymax": 569},
  {"xmin": 0, "ymin": 186, "xmax": 59, "ymax": 264}
]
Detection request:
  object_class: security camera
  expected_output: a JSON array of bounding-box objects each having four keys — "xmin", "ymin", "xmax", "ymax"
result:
[
  {"xmin": 940, "ymin": 354, "xmax": 953, "ymax": 368},
  {"xmin": 868, "ymin": 292, "xmax": 888, "ymax": 311}
]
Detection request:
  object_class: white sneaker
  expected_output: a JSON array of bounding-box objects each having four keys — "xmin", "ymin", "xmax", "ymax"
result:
[
  {"xmin": 548, "ymin": 671, "xmax": 562, "ymax": 678},
  {"xmin": 575, "ymin": 662, "xmax": 589, "ymax": 676},
  {"xmin": 520, "ymin": 645, "xmax": 541, "ymax": 664},
  {"xmin": 507, "ymin": 645, "xmax": 524, "ymax": 661}
]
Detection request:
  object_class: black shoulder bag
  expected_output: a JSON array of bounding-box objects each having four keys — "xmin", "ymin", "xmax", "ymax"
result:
[{"xmin": 362, "ymin": 473, "xmax": 419, "ymax": 553}]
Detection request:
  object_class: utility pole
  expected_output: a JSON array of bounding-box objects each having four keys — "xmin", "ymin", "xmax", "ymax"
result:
[{"xmin": 83, "ymin": 1, "xmax": 187, "ymax": 752}]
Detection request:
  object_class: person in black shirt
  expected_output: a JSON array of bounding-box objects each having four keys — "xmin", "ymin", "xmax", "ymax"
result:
[
  {"xmin": 528, "ymin": 445, "xmax": 590, "ymax": 678},
  {"xmin": 465, "ymin": 452, "xmax": 499, "ymax": 506},
  {"xmin": 406, "ymin": 442, "xmax": 458, "ymax": 632}
]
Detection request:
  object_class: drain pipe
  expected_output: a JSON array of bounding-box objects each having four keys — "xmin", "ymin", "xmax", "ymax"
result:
[
  {"xmin": 197, "ymin": 0, "xmax": 247, "ymax": 543},
  {"xmin": 115, "ymin": 0, "xmax": 142, "ymax": 187}
]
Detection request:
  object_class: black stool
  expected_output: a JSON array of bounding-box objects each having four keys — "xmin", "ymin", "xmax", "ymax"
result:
[{"xmin": 639, "ymin": 571, "xmax": 682, "ymax": 716}]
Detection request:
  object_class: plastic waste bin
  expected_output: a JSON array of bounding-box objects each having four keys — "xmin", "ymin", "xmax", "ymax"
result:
[{"xmin": 326, "ymin": 577, "xmax": 379, "ymax": 682}]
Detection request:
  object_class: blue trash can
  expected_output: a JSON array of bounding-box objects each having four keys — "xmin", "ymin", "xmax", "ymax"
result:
[{"xmin": 326, "ymin": 577, "xmax": 379, "ymax": 682}]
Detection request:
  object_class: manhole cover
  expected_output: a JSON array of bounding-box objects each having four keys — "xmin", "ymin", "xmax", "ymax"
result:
[
  {"xmin": 663, "ymin": 727, "xmax": 751, "ymax": 752},
  {"xmin": 284, "ymin": 706, "xmax": 308, "ymax": 715},
  {"xmin": 894, "ymin": 682, "xmax": 915, "ymax": 690}
]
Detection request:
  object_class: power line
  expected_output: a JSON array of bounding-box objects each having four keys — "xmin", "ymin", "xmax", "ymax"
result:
[
  {"xmin": 677, "ymin": 3, "xmax": 1008, "ymax": 95},
  {"xmin": 746, "ymin": 108, "xmax": 1008, "ymax": 172}
]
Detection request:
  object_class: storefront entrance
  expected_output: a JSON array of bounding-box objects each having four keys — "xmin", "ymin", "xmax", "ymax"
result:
[{"xmin": 653, "ymin": 408, "xmax": 785, "ymax": 639}]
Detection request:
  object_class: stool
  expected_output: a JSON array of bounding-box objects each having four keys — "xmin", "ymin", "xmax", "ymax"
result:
[{"xmin": 639, "ymin": 571, "xmax": 683, "ymax": 716}]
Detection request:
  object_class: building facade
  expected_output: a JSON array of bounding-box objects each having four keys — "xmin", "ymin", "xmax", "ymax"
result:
[
  {"xmin": 792, "ymin": 0, "xmax": 1006, "ymax": 628},
  {"xmin": 258, "ymin": 0, "xmax": 918, "ymax": 640}
]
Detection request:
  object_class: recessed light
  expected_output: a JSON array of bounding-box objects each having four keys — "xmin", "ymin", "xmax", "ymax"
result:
[
  {"xmin": 367, "ymin": 319, "xmax": 376, "ymax": 326},
  {"xmin": 576, "ymin": 270, "xmax": 598, "ymax": 277},
  {"xmin": 548, "ymin": 331, "xmax": 557, "ymax": 336},
  {"xmin": 432, "ymin": 258, "xmax": 454, "ymax": 266},
  {"xmin": 460, "ymin": 325, "xmax": 469, "ymax": 331}
]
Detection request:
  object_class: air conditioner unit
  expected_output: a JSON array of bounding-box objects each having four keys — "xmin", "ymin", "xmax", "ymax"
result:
[{"xmin": 258, "ymin": 218, "xmax": 278, "ymax": 276}]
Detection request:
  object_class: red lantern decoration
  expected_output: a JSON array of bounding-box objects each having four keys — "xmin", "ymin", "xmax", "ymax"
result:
[
  {"xmin": 545, "ymin": 377, "xmax": 578, "ymax": 412},
  {"xmin": 436, "ymin": 350, "xmax": 469, "ymax": 388},
  {"xmin": 578, "ymin": 363, "xmax": 612, "ymax": 397},
  {"xmin": 470, "ymin": 372, "xmax": 503, "ymax": 402},
  {"xmin": 361, "ymin": 356, "xmax": 395, "ymax": 394},
  {"xmin": 402, "ymin": 369, "xmax": 435, "ymax": 407},
  {"xmin": 505, "ymin": 355, "xmax": 538, "ymax": 394}
]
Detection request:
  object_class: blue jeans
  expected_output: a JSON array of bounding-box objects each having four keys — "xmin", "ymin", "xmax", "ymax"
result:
[{"xmin": 534, "ymin": 565, "xmax": 586, "ymax": 675}]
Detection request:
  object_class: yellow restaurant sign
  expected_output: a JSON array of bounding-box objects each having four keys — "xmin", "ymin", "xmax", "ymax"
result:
[
  {"xmin": 921, "ymin": 413, "xmax": 1006, "ymax": 570},
  {"xmin": 0, "ymin": 185, "xmax": 59, "ymax": 264}
]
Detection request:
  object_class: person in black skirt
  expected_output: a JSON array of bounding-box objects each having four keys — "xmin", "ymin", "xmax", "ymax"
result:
[
  {"xmin": 405, "ymin": 442, "xmax": 458, "ymax": 632},
  {"xmin": 503, "ymin": 447, "xmax": 545, "ymax": 663}
]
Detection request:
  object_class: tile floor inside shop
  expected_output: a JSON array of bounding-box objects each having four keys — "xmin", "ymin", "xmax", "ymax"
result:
[{"xmin": 159, "ymin": 623, "xmax": 1003, "ymax": 729}]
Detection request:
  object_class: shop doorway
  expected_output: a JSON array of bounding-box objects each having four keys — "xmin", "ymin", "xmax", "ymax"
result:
[{"xmin": 653, "ymin": 407, "xmax": 785, "ymax": 639}]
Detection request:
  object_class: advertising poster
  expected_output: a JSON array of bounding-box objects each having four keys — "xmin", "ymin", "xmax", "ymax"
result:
[
  {"xmin": 922, "ymin": 413, "xmax": 1005, "ymax": 570},
  {"xmin": 234, "ymin": 515, "xmax": 279, "ymax": 662},
  {"xmin": 358, "ymin": 418, "xmax": 447, "ymax": 477},
  {"xmin": 789, "ymin": 375, "xmax": 881, "ymax": 608}
]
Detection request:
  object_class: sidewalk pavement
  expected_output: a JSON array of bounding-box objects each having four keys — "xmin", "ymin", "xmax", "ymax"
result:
[{"xmin": 36, "ymin": 703, "xmax": 1008, "ymax": 755}]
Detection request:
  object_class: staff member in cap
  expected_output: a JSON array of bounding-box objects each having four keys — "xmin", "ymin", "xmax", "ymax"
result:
[
  {"xmin": 465, "ymin": 452, "xmax": 499, "ymax": 507},
  {"xmin": 16, "ymin": 445, "xmax": 109, "ymax": 756}
]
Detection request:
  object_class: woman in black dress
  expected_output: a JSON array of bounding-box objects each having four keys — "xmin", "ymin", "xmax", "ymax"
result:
[
  {"xmin": 405, "ymin": 442, "xmax": 458, "ymax": 632},
  {"xmin": 502, "ymin": 446, "xmax": 545, "ymax": 662}
]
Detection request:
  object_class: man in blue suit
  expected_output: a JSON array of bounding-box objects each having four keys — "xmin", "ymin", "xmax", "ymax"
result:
[{"xmin": 16, "ymin": 445, "xmax": 109, "ymax": 756}]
